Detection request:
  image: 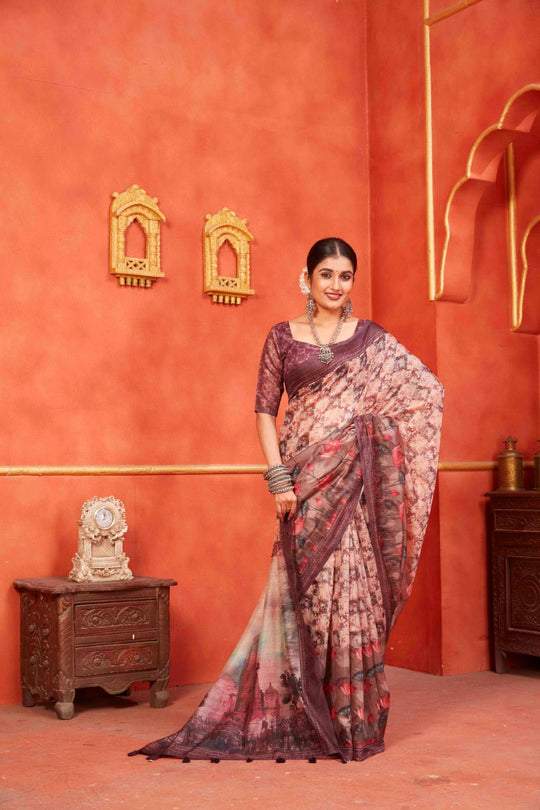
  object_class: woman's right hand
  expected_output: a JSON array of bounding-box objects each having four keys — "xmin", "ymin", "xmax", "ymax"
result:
[
  {"xmin": 255, "ymin": 413, "xmax": 298, "ymax": 521},
  {"xmin": 274, "ymin": 489, "xmax": 297, "ymax": 521}
]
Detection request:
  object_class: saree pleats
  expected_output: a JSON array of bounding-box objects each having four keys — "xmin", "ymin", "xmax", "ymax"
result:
[{"xmin": 299, "ymin": 514, "xmax": 390, "ymax": 760}]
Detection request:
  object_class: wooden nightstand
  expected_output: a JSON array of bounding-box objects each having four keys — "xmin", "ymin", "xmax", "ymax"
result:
[{"xmin": 14, "ymin": 576, "xmax": 177, "ymax": 719}]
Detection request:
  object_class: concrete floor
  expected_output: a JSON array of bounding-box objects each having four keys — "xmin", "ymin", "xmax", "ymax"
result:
[{"xmin": 0, "ymin": 665, "xmax": 538, "ymax": 810}]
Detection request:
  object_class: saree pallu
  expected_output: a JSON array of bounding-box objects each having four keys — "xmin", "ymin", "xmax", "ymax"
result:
[{"xmin": 131, "ymin": 322, "xmax": 443, "ymax": 762}]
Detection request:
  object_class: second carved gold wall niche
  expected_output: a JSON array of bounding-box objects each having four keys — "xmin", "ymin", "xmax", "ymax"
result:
[
  {"xmin": 110, "ymin": 185, "xmax": 166, "ymax": 288},
  {"xmin": 203, "ymin": 207, "xmax": 255, "ymax": 305}
]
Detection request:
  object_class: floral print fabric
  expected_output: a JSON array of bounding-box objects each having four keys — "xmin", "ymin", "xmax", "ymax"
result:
[{"xmin": 133, "ymin": 322, "xmax": 443, "ymax": 763}]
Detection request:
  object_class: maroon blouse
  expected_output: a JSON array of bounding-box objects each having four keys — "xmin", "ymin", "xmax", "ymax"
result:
[{"xmin": 255, "ymin": 320, "xmax": 384, "ymax": 415}]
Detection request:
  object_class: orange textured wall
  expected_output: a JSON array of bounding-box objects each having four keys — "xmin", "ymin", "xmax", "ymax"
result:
[
  {"xmin": 367, "ymin": 0, "xmax": 539, "ymax": 675},
  {"xmin": 0, "ymin": 0, "xmax": 371, "ymax": 704},
  {"xmin": 2, "ymin": 0, "xmax": 538, "ymax": 706}
]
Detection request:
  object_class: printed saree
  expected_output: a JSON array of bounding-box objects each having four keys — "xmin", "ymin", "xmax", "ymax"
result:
[{"xmin": 131, "ymin": 320, "xmax": 443, "ymax": 762}]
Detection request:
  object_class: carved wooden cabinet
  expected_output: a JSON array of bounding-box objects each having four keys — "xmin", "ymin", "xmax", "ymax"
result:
[
  {"xmin": 487, "ymin": 491, "xmax": 540, "ymax": 672},
  {"xmin": 14, "ymin": 576, "xmax": 176, "ymax": 719}
]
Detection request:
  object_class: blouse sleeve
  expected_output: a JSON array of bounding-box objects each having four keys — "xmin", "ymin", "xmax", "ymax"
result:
[{"xmin": 255, "ymin": 327, "xmax": 284, "ymax": 416}]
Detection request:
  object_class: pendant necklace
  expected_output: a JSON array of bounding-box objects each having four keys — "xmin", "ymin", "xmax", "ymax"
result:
[{"xmin": 307, "ymin": 308, "xmax": 347, "ymax": 364}]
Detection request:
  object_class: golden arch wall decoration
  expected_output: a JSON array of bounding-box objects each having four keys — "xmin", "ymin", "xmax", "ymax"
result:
[
  {"xmin": 424, "ymin": 1, "xmax": 540, "ymax": 335},
  {"xmin": 429, "ymin": 85, "xmax": 540, "ymax": 306},
  {"xmin": 203, "ymin": 207, "xmax": 255, "ymax": 305},
  {"xmin": 110, "ymin": 184, "xmax": 166, "ymax": 288}
]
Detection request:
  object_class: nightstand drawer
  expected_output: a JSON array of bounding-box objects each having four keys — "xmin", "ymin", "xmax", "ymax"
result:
[
  {"xmin": 75, "ymin": 642, "xmax": 159, "ymax": 676},
  {"xmin": 494, "ymin": 509, "xmax": 540, "ymax": 532},
  {"xmin": 75, "ymin": 600, "xmax": 157, "ymax": 637}
]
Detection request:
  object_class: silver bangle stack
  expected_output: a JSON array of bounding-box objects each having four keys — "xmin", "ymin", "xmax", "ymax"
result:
[{"xmin": 263, "ymin": 464, "xmax": 294, "ymax": 494}]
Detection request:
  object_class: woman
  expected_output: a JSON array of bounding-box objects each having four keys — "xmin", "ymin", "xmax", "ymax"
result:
[{"xmin": 131, "ymin": 237, "xmax": 443, "ymax": 763}]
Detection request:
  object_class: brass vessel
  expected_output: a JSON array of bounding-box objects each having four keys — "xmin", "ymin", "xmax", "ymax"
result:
[{"xmin": 497, "ymin": 436, "xmax": 523, "ymax": 490}]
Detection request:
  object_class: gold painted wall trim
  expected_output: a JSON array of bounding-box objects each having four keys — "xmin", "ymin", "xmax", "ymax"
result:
[
  {"xmin": 425, "ymin": 0, "xmax": 483, "ymax": 298},
  {"xmin": 0, "ymin": 462, "xmax": 533, "ymax": 477},
  {"xmin": 0, "ymin": 465, "xmax": 266, "ymax": 477},
  {"xmin": 426, "ymin": 0, "xmax": 484, "ymax": 27},
  {"xmin": 110, "ymin": 185, "xmax": 166, "ymax": 288},
  {"xmin": 424, "ymin": 0, "xmax": 436, "ymax": 297},
  {"xmin": 203, "ymin": 207, "xmax": 254, "ymax": 305},
  {"xmin": 506, "ymin": 143, "xmax": 540, "ymax": 333}
]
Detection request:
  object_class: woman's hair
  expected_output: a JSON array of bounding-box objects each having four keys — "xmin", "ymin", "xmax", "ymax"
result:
[{"xmin": 306, "ymin": 237, "xmax": 357, "ymax": 279}]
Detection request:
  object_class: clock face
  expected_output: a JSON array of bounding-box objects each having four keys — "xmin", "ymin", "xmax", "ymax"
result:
[{"xmin": 94, "ymin": 507, "xmax": 115, "ymax": 530}]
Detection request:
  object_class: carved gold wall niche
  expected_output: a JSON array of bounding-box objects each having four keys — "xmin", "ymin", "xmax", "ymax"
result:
[
  {"xmin": 424, "ymin": 0, "xmax": 540, "ymax": 328},
  {"xmin": 428, "ymin": 86, "xmax": 540, "ymax": 307},
  {"xmin": 507, "ymin": 141, "xmax": 540, "ymax": 334},
  {"xmin": 203, "ymin": 207, "xmax": 254, "ymax": 305},
  {"xmin": 110, "ymin": 184, "xmax": 166, "ymax": 288}
]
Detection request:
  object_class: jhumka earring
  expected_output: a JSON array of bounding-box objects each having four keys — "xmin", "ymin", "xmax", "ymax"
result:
[
  {"xmin": 300, "ymin": 267, "xmax": 315, "ymax": 315},
  {"xmin": 306, "ymin": 293, "xmax": 315, "ymax": 316},
  {"xmin": 299, "ymin": 267, "xmax": 310, "ymax": 296},
  {"xmin": 343, "ymin": 298, "xmax": 353, "ymax": 318}
]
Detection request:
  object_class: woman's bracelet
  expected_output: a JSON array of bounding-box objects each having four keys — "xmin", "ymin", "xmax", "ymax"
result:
[
  {"xmin": 266, "ymin": 473, "xmax": 291, "ymax": 484},
  {"xmin": 263, "ymin": 464, "xmax": 289, "ymax": 480},
  {"xmin": 268, "ymin": 481, "xmax": 294, "ymax": 494},
  {"xmin": 264, "ymin": 463, "xmax": 294, "ymax": 494}
]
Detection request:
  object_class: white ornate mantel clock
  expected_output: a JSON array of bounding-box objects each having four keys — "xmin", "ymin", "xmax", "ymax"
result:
[{"xmin": 69, "ymin": 496, "xmax": 133, "ymax": 582}]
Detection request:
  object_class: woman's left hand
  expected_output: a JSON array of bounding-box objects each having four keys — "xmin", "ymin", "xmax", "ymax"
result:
[{"xmin": 274, "ymin": 490, "xmax": 297, "ymax": 521}]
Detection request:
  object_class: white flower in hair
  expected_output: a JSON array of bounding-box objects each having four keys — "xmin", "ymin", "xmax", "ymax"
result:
[{"xmin": 299, "ymin": 267, "xmax": 310, "ymax": 296}]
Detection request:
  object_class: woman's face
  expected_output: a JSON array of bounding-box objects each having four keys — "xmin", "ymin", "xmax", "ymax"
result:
[{"xmin": 309, "ymin": 254, "xmax": 355, "ymax": 313}]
